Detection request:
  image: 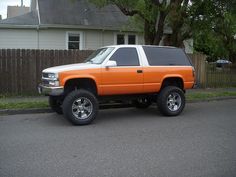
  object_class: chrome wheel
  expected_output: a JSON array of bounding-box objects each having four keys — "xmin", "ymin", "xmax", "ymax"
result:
[
  {"xmin": 72, "ymin": 97, "xmax": 93, "ymax": 120},
  {"xmin": 167, "ymin": 92, "xmax": 182, "ymax": 112}
]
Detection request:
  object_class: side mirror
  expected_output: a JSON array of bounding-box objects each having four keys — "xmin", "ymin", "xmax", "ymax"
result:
[{"xmin": 105, "ymin": 60, "xmax": 117, "ymax": 68}]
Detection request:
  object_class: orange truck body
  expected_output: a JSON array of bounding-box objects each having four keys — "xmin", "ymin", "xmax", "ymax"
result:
[
  {"xmin": 39, "ymin": 45, "xmax": 195, "ymax": 97},
  {"xmin": 59, "ymin": 66, "xmax": 194, "ymax": 96}
]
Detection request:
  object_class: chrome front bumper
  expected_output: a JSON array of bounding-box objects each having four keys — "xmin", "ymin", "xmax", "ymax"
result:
[{"xmin": 38, "ymin": 84, "xmax": 64, "ymax": 96}]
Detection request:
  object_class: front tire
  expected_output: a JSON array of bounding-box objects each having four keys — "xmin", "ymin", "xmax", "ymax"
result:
[
  {"xmin": 157, "ymin": 86, "xmax": 185, "ymax": 116},
  {"xmin": 62, "ymin": 89, "xmax": 98, "ymax": 125}
]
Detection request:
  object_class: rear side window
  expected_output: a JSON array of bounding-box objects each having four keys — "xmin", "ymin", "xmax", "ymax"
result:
[
  {"xmin": 110, "ymin": 48, "xmax": 140, "ymax": 66},
  {"xmin": 143, "ymin": 46, "xmax": 191, "ymax": 66}
]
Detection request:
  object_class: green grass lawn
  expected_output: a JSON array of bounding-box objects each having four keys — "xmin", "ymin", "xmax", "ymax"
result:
[
  {"xmin": 186, "ymin": 91, "xmax": 236, "ymax": 101},
  {"xmin": 0, "ymin": 89, "xmax": 236, "ymax": 110},
  {"xmin": 0, "ymin": 101, "xmax": 48, "ymax": 110}
]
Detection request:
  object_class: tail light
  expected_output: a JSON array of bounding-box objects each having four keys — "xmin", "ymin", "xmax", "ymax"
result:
[{"xmin": 192, "ymin": 67, "xmax": 195, "ymax": 78}]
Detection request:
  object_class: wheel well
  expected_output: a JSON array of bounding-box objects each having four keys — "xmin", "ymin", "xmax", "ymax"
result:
[
  {"xmin": 64, "ymin": 78, "xmax": 97, "ymax": 96},
  {"xmin": 161, "ymin": 77, "xmax": 184, "ymax": 90}
]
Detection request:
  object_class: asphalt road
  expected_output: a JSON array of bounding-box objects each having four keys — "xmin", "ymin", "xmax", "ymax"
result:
[{"xmin": 1, "ymin": 100, "xmax": 236, "ymax": 177}]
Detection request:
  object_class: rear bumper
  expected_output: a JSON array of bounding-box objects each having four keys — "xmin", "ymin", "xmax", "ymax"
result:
[{"xmin": 38, "ymin": 84, "xmax": 64, "ymax": 96}]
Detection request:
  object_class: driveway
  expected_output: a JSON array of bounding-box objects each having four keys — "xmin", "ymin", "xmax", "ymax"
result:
[{"xmin": 0, "ymin": 100, "xmax": 236, "ymax": 177}]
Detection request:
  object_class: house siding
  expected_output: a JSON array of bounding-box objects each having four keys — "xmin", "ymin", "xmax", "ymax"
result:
[
  {"xmin": 102, "ymin": 31, "xmax": 115, "ymax": 46},
  {"xmin": 138, "ymin": 34, "xmax": 144, "ymax": 44},
  {"xmin": 0, "ymin": 29, "xmax": 38, "ymax": 49},
  {"xmin": 0, "ymin": 28, "xmax": 192, "ymax": 53},
  {"xmin": 83, "ymin": 30, "xmax": 101, "ymax": 50},
  {"xmin": 39, "ymin": 29, "xmax": 66, "ymax": 49},
  {"xmin": 0, "ymin": 28, "xmax": 144, "ymax": 50}
]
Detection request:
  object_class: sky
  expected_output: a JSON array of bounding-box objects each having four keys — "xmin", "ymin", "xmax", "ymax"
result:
[{"xmin": 0, "ymin": 0, "xmax": 30, "ymax": 19}]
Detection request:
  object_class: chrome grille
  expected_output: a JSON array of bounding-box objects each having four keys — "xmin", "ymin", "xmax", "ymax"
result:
[{"xmin": 42, "ymin": 73, "xmax": 49, "ymax": 78}]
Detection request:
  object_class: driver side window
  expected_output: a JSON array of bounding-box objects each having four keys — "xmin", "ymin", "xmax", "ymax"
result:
[{"xmin": 109, "ymin": 48, "xmax": 140, "ymax": 66}]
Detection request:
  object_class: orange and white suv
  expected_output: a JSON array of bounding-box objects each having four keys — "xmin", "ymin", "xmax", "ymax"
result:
[{"xmin": 38, "ymin": 45, "xmax": 195, "ymax": 125}]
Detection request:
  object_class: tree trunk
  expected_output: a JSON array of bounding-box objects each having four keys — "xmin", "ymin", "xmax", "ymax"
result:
[
  {"xmin": 229, "ymin": 50, "xmax": 236, "ymax": 64},
  {"xmin": 224, "ymin": 36, "xmax": 236, "ymax": 64},
  {"xmin": 153, "ymin": 11, "xmax": 166, "ymax": 45},
  {"xmin": 144, "ymin": 20, "xmax": 155, "ymax": 45}
]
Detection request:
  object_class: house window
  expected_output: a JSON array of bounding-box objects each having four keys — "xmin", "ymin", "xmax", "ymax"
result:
[
  {"xmin": 68, "ymin": 33, "xmax": 80, "ymax": 49},
  {"xmin": 128, "ymin": 35, "xmax": 136, "ymax": 44},
  {"xmin": 117, "ymin": 34, "xmax": 125, "ymax": 45},
  {"xmin": 115, "ymin": 34, "xmax": 137, "ymax": 45}
]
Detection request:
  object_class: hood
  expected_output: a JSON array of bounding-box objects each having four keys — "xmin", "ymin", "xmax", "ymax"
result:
[{"xmin": 43, "ymin": 63, "xmax": 100, "ymax": 73}]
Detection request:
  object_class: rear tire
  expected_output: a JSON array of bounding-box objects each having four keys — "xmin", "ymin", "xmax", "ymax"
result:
[
  {"xmin": 157, "ymin": 86, "xmax": 185, "ymax": 116},
  {"xmin": 62, "ymin": 89, "xmax": 98, "ymax": 125},
  {"xmin": 49, "ymin": 96, "xmax": 63, "ymax": 114}
]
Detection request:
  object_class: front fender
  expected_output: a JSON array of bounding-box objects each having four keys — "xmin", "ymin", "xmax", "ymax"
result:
[{"xmin": 60, "ymin": 75, "xmax": 98, "ymax": 86}]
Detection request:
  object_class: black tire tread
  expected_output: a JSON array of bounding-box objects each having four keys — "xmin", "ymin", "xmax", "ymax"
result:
[
  {"xmin": 62, "ymin": 89, "xmax": 98, "ymax": 125},
  {"xmin": 49, "ymin": 96, "xmax": 63, "ymax": 114},
  {"xmin": 157, "ymin": 86, "xmax": 185, "ymax": 116}
]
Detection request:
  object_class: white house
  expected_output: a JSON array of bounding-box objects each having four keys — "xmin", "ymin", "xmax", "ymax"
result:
[
  {"xmin": 0, "ymin": 0, "xmax": 192, "ymax": 53},
  {"xmin": 0, "ymin": 0, "xmax": 144, "ymax": 50}
]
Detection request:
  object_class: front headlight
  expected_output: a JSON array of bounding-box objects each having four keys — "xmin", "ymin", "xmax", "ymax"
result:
[
  {"xmin": 42, "ymin": 72, "xmax": 60, "ymax": 87},
  {"xmin": 48, "ymin": 73, "xmax": 58, "ymax": 80}
]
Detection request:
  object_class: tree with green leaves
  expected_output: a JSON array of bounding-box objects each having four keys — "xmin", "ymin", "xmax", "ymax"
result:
[
  {"xmin": 90, "ymin": 0, "xmax": 198, "ymax": 47},
  {"xmin": 90, "ymin": 0, "xmax": 236, "ymax": 62},
  {"xmin": 192, "ymin": 0, "xmax": 236, "ymax": 62},
  {"xmin": 90, "ymin": 0, "xmax": 175, "ymax": 45}
]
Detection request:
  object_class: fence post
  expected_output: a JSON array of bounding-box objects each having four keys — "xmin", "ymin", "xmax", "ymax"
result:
[
  {"xmin": 200, "ymin": 54, "xmax": 207, "ymax": 88},
  {"xmin": 188, "ymin": 53, "xmax": 207, "ymax": 88}
]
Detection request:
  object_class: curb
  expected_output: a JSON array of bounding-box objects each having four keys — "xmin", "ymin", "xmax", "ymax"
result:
[
  {"xmin": 1, "ymin": 97, "xmax": 236, "ymax": 116},
  {"xmin": 0, "ymin": 108, "xmax": 53, "ymax": 115},
  {"xmin": 0, "ymin": 104, "xmax": 134, "ymax": 116}
]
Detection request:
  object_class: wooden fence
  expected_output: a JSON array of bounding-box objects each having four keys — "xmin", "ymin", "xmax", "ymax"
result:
[
  {"xmin": 0, "ymin": 49, "xmax": 93, "ymax": 95},
  {"xmin": 206, "ymin": 63, "xmax": 236, "ymax": 88},
  {"xmin": 188, "ymin": 53, "xmax": 207, "ymax": 88},
  {"xmin": 0, "ymin": 49, "xmax": 207, "ymax": 95}
]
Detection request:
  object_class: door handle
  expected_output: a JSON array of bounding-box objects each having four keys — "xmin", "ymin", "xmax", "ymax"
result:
[{"xmin": 137, "ymin": 70, "xmax": 143, "ymax": 73}]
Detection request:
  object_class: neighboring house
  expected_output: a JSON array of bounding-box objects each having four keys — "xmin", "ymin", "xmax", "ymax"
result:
[
  {"xmin": 7, "ymin": 6, "xmax": 30, "ymax": 18},
  {"xmin": 0, "ymin": 0, "xmax": 144, "ymax": 50},
  {"xmin": 0, "ymin": 0, "xmax": 192, "ymax": 53}
]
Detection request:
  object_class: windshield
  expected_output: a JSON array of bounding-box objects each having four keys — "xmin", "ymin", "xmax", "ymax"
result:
[{"xmin": 84, "ymin": 47, "xmax": 114, "ymax": 64}]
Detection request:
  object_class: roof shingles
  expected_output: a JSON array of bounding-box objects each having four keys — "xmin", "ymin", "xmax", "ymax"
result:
[
  {"xmin": 0, "ymin": 0, "xmax": 129, "ymax": 30},
  {"xmin": 0, "ymin": 10, "xmax": 38, "ymax": 25}
]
